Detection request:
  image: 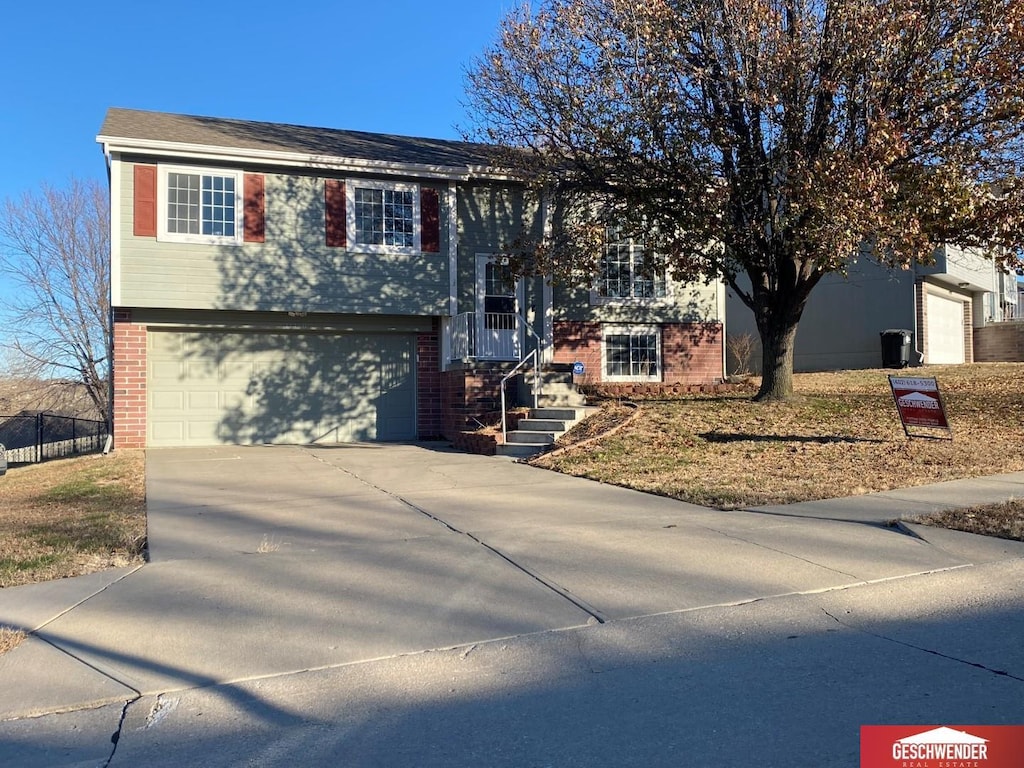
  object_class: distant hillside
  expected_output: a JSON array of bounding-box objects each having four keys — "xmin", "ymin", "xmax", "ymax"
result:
[{"xmin": 0, "ymin": 378, "xmax": 104, "ymax": 420}]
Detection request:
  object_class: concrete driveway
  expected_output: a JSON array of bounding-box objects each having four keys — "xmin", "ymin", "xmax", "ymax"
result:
[{"xmin": 2, "ymin": 444, "xmax": 1023, "ymax": 767}]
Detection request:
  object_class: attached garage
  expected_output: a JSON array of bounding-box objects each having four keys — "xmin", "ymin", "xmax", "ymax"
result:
[
  {"xmin": 925, "ymin": 292, "xmax": 967, "ymax": 364},
  {"xmin": 148, "ymin": 329, "xmax": 416, "ymax": 447}
]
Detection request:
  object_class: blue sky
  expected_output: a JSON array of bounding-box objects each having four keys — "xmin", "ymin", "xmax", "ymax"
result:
[{"xmin": 0, "ymin": 0, "xmax": 512, "ymax": 204}]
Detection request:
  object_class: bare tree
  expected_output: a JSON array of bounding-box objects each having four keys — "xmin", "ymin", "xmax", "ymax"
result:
[
  {"xmin": 465, "ymin": 0, "xmax": 1024, "ymax": 400},
  {"xmin": 0, "ymin": 178, "xmax": 110, "ymax": 423}
]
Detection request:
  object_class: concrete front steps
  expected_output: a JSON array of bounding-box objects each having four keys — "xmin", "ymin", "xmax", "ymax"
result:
[{"xmin": 497, "ymin": 406, "xmax": 595, "ymax": 459}]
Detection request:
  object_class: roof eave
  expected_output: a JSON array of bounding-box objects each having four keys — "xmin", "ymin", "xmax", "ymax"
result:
[{"xmin": 94, "ymin": 135, "xmax": 519, "ymax": 182}]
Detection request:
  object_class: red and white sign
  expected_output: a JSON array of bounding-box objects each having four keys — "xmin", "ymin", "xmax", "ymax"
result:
[
  {"xmin": 861, "ymin": 724, "xmax": 1024, "ymax": 768},
  {"xmin": 889, "ymin": 376, "xmax": 950, "ymax": 432}
]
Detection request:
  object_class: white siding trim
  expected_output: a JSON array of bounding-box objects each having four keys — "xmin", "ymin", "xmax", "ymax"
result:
[
  {"xmin": 109, "ymin": 154, "xmax": 122, "ymax": 306},
  {"xmin": 542, "ymin": 279, "xmax": 554, "ymax": 364},
  {"xmin": 448, "ymin": 182, "xmax": 458, "ymax": 317}
]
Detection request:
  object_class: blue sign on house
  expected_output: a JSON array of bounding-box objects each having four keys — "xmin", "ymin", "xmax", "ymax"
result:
[{"xmin": 572, "ymin": 361, "xmax": 585, "ymax": 376}]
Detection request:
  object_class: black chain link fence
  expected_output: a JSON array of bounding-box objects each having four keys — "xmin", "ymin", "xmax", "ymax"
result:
[{"xmin": 0, "ymin": 413, "xmax": 109, "ymax": 465}]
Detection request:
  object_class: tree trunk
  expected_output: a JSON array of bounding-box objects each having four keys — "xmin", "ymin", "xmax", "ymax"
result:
[
  {"xmin": 749, "ymin": 269, "xmax": 814, "ymax": 402},
  {"xmin": 754, "ymin": 316, "xmax": 800, "ymax": 401}
]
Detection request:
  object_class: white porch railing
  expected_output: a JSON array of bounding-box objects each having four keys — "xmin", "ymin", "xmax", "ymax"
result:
[
  {"xmin": 449, "ymin": 311, "xmax": 523, "ymax": 360},
  {"xmin": 450, "ymin": 312, "xmax": 474, "ymax": 360}
]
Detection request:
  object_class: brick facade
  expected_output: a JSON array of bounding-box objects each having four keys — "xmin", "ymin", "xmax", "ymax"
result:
[
  {"xmin": 551, "ymin": 321, "xmax": 604, "ymax": 384},
  {"xmin": 440, "ymin": 369, "xmax": 508, "ymax": 440},
  {"xmin": 416, "ymin": 325, "xmax": 442, "ymax": 438},
  {"xmin": 552, "ymin": 320, "xmax": 724, "ymax": 385},
  {"xmin": 662, "ymin": 322, "xmax": 724, "ymax": 383},
  {"xmin": 112, "ymin": 309, "xmax": 147, "ymax": 449},
  {"xmin": 974, "ymin": 322, "xmax": 1024, "ymax": 362}
]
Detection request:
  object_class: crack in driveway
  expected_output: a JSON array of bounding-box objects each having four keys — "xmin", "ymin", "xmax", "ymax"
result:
[{"xmin": 306, "ymin": 449, "xmax": 607, "ymax": 624}]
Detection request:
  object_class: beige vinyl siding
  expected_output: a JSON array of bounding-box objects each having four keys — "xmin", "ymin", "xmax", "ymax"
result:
[
  {"xmin": 118, "ymin": 160, "xmax": 449, "ymax": 315},
  {"xmin": 554, "ymin": 279, "xmax": 722, "ymax": 324}
]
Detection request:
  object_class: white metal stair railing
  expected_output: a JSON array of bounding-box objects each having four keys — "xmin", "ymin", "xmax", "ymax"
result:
[
  {"xmin": 500, "ymin": 312, "xmax": 547, "ymax": 444},
  {"xmin": 500, "ymin": 349, "xmax": 540, "ymax": 444}
]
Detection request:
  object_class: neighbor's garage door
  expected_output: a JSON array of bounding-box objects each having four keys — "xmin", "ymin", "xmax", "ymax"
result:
[
  {"xmin": 925, "ymin": 293, "xmax": 966, "ymax": 364},
  {"xmin": 148, "ymin": 330, "xmax": 416, "ymax": 447}
]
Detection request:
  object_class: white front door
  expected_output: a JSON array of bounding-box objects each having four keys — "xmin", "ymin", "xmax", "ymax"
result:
[{"xmin": 475, "ymin": 255, "xmax": 522, "ymax": 360}]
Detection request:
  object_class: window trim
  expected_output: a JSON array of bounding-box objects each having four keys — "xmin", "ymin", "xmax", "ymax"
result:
[
  {"xmin": 156, "ymin": 164, "xmax": 244, "ymax": 246},
  {"xmin": 590, "ymin": 230, "xmax": 671, "ymax": 306},
  {"xmin": 601, "ymin": 325, "xmax": 662, "ymax": 382},
  {"xmin": 345, "ymin": 179, "xmax": 421, "ymax": 255}
]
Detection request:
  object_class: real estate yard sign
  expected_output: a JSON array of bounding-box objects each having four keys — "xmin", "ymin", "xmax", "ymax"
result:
[{"xmin": 888, "ymin": 376, "xmax": 952, "ymax": 438}]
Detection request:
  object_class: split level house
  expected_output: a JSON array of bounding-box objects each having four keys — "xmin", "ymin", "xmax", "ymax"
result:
[{"xmin": 97, "ymin": 108, "xmax": 725, "ymax": 450}]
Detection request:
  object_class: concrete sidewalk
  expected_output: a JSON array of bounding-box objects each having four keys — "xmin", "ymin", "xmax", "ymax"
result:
[{"xmin": 1, "ymin": 445, "xmax": 1022, "ymax": 766}]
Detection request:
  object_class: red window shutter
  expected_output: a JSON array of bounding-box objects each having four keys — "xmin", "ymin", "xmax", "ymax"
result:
[
  {"xmin": 420, "ymin": 187, "xmax": 441, "ymax": 253},
  {"xmin": 244, "ymin": 174, "xmax": 265, "ymax": 243},
  {"xmin": 133, "ymin": 165, "xmax": 157, "ymax": 237},
  {"xmin": 325, "ymin": 179, "xmax": 347, "ymax": 247}
]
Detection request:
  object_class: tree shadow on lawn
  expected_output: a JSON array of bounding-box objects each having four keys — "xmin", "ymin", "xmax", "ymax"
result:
[{"xmin": 698, "ymin": 431, "xmax": 887, "ymax": 445}]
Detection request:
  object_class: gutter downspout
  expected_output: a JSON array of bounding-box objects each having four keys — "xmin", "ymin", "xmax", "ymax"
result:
[{"xmin": 911, "ymin": 261, "xmax": 925, "ymax": 365}]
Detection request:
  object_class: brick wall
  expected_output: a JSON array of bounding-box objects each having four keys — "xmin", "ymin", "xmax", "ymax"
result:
[
  {"xmin": 440, "ymin": 369, "xmax": 507, "ymax": 440},
  {"xmin": 963, "ymin": 298, "xmax": 975, "ymax": 364},
  {"xmin": 552, "ymin": 321, "xmax": 603, "ymax": 384},
  {"xmin": 552, "ymin": 320, "xmax": 724, "ymax": 385},
  {"xmin": 662, "ymin": 323, "xmax": 723, "ymax": 383},
  {"xmin": 112, "ymin": 309, "xmax": 146, "ymax": 449},
  {"xmin": 416, "ymin": 326, "xmax": 442, "ymax": 438},
  {"xmin": 974, "ymin": 322, "xmax": 1024, "ymax": 362}
]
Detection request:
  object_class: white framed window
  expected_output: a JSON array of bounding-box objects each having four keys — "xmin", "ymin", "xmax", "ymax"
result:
[
  {"xmin": 346, "ymin": 180, "xmax": 420, "ymax": 254},
  {"xmin": 592, "ymin": 227, "xmax": 668, "ymax": 304},
  {"xmin": 157, "ymin": 165, "xmax": 244, "ymax": 245},
  {"xmin": 602, "ymin": 326, "xmax": 662, "ymax": 381}
]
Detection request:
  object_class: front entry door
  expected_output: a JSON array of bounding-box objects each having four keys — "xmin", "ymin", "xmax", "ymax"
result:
[{"xmin": 475, "ymin": 255, "xmax": 522, "ymax": 360}]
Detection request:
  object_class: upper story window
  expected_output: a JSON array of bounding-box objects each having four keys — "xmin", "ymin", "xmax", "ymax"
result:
[
  {"xmin": 347, "ymin": 180, "xmax": 420, "ymax": 254},
  {"xmin": 594, "ymin": 227, "xmax": 667, "ymax": 303},
  {"xmin": 158, "ymin": 166, "xmax": 244, "ymax": 245}
]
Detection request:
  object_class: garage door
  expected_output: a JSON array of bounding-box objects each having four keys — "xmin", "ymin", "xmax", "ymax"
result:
[
  {"xmin": 148, "ymin": 330, "xmax": 416, "ymax": 447},
  {"xmin": 926, "ymin": 293, "xmax": 966, "ymax": 364}
]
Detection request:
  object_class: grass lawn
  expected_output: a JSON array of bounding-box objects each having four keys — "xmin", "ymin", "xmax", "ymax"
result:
[
  {"xmin": 0, "ymin": 450, "xmax": 146, "ymax": 656},
  {"xmin": 535, "ymin": 363, "xmax": 1024, "ymax": 540},
  {"xmin": 0, "ymin": 450, "xmax": 146, "ymax": 588}
]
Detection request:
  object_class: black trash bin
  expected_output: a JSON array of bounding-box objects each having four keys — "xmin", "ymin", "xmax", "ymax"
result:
[{"xmin": 880, "ymin": 329, "xmax": 912, "ymax": 368}]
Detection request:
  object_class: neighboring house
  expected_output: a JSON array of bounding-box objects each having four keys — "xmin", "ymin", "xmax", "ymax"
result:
[
  {"xmin": 725, "ymin": 246, "xmax": 1019, "ymax": 373},
  {"xmin": 97, "ymin": 108, "xmax": 725, "ymax": 449}
]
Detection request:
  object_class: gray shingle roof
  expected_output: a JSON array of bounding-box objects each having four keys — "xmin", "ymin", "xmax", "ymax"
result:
[{"xmin": 98, "ymin": 108, "xmax": 500, "ymax": 170}]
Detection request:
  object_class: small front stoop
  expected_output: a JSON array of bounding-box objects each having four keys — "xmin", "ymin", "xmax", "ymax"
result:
[{"xmin": 497, "ymin": 407, "xmax": 593, "ymax": 459}]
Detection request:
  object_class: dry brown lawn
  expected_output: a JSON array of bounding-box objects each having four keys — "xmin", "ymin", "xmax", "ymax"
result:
[
  {"xmin": 908, "ymin": 499, "xmax": 1024, "ymax": 541},
  {"xmin": 0, "ymin": 450, "xmax": 147, "ymax": 589},
  {"xmin": 535, "ymin": 363, "xmax": 1024, "ymax": 516},
  {"xmin": 0, "ymin": 450, "xmax": 146, "ymax": 656}
]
